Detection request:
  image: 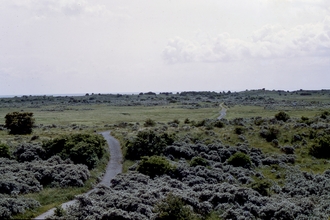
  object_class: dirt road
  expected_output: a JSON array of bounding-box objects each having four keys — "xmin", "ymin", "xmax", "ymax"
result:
[
  {"xmin": 34, "ymin": 131, "xmax": 122, "ymax": 219},
  {"xmin": 218, "ymin": 103, "xmax": 227, "ymax": 119}
]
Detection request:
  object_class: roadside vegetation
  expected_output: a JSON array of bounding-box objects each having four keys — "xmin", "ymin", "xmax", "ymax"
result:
[{"xmin": 0, "ymin": 89, "xmax": 330, "ymax": 218}]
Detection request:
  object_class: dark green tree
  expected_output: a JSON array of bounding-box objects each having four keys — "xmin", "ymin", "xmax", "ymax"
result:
[
  {"xmin": 275, "ymin": 111, "xmax": 290, "ymax": 122},
  {"xmin": 5, "ymin": 112, "xmax": 35, "ymax": 134}
]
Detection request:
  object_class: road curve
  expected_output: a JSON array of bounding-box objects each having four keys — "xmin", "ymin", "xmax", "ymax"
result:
[{"xmin": 34, "ymin": 131, "xmax": 122, "ymax": 219}]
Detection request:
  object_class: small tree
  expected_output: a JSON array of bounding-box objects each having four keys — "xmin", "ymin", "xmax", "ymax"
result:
[
  {"xmin": 5, "ymin": 112, "xmax": 35, "ymax": 134},
  {"xmin": 309, "ymin": 135, "xmax": 330, "ymax": 159}
]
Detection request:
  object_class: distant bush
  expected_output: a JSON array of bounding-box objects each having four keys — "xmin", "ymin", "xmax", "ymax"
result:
[
  {"xmin": 136, "ymin": 156, "xmax": 175, "ymax": 178},
  {"xmin": 190, "ymin": 156, "xmax": 209, "ymax": 167},
  {"xmin": 275, "ymin": 111, "xmax": 290, "ymax": 122},
  {"xmin": 154, "ymin": 193, "xmax": 195, "ymax": 220},
  {"xmin": 184, "ymin": 118, "xmax": 190, "ymax": 124},
  {"xmin": 0, "ymin": 143, "xmax": 11, "ymax": 158},
  {"xmin": 320, "ymin": 111, "xmax": 330, "ymax": 119},
  {"xmin": 251, "ymin": 179, "xmax": 271, "ymax": 196},
  {"xmin": 213, "ymin": 120, "xmax": 225, "ymax": 128},
  {"xmin": 144, "ymin": 118, "xmax": 156, "ymax": 127},
  {"xmin": 4, "ymin": 112, "xmax": 35, "ymax": 134},
  {"xmin": 260, "ymin": 127, "xmax": 280, "ymax": 142},
  {"xmin": 234, "ymin": 126, "xmax": 245, "ymax": 135},
  {"xmin": 227, "ymin": 152, "xmax": 251, "ymax": 168},
  {"xmin": 125, "ymin": 130, "xmax": 175, "ymax": 160},
  {"xmin": 309, "ymin": 135, "xmax": 330, "ymax": 159},
  {"xmin": 42, "ymin": 133, "xmax": 106, "ymax": 169}
]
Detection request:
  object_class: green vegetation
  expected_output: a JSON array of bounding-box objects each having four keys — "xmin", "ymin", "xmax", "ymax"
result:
[
  {"xmin": 190, "ymin": 156, "xmax": 210, "ymax": 167},
  {"xmin": 154, "ymin": 193, "xmax": 195, "ymax": 220},
  {"xmin": 309, "ymin": 134, "xmax": 330, "ymax": 159},
  {"xmin": 275, "ymin": 111, "xmax": 290, "ymax": 122},
  {"xmin": 0, "ymin": 143, "xmax": 11, "ymax": 158},
  {"xmin": 137, "ymin": 156, "xmax": 175, "ymax": 178},
  {"xmin": 5, "ymin": 112, "xmax": 35, "ymax": 134},
  {"xmin": 250, "ymin": 179, "xmax": 272, "ymax": 196},
  {"xmin": 227, "ymin": 152, "xmax": 251, "ymax": 168},
  {"xmin": 125, "ymin": 130, "xmax": 175, "ymax": 160},
  {"xmin": 42, "ymin": 133, "xmax": 106, "ymax": 169}
]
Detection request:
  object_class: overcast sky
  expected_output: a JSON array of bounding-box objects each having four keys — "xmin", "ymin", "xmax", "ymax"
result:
[{"xmin": 1, "ymin": 0, "xmax": 330, "ymax": 95}]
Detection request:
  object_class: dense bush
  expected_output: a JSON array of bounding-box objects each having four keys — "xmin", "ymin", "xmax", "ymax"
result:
[
  {"xmin": 42, "ymin": 133, "xmax": 106, "ymax": 169},
  {"xmin": 309, "ymin": 134, "xmax": 330, "ymax": 159},
  {"xmin": 13, "ymin": 143, "xmax": 45, "ymax": 162},
  {"xmin": 0, "ymin": 143, "xmax": 11, "ymax": 158},
  {"xmin": 136, "ymin": 156, "xmax": 175, "ymax": 178},
  {"xmin": 320, "ymin": 111, "xmax": 330, "ymax": 119},
  {"xmin": 0, "ymin": 195, "xmax": 40, "ymax": 219},
  {"xmin": 4, "ymin": 112, "xmax": 35, "ymax": 134},
  {"xmin": 251, "ymin": 179, "xmax": 271, "ymax": 196},
  {"xmin": 234, "ymin": 127, "xmax": 245, "ymax": 135},
  {"xmin": 125, "ymin": 130, "xmax": 175, "ymax": 160},
  {"xmin": 0, "ymin": 156, "xmax": 90, "ymax": 194},
  {"xmin": 260, "ymin": 127, "xmax": 280, "ymax": 142},
  {"xmin": 154, "ymin": 193, "xmax": 195, "ymax": 220},
  {"xmin": 189, "ymin": 156, "xmax": 209, "ymax": 167},
  {"xmin": 275, "ymin": 111, "xmax": 290, "ymax": 122},
  {"xmin": 227, "ymin": 152, "xmax": 251, "ymax": 168}
]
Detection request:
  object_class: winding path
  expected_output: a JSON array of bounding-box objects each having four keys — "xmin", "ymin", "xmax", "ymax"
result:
[
  {"xmin": 34, "ymin": 131, "xmax": 122, "ymax": 219},
  {"xmin": 218, "ymin": 103, "xmax": 227, "ymax": 119}
]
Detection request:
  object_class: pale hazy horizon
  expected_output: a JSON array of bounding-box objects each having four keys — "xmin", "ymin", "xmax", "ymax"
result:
[{"xmin": 1, "ymin": 1, "xmax": 330, "ymax": 96}]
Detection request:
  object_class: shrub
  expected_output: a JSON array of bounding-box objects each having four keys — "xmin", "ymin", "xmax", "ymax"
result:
[
  {"xmin": 154, "ymin": 193, "xmax": 195, "ymax": 220},
  {"xmin": 137, "ymin": 156, "xmax": 175, "ymax": 178},
  {"xmin": 184, "ymin": 118, "xmax": 190, "ymax": 124},
  {"xmin": 190, "ymin": 156, "xmax": 209, "ymax": 167},
  {"xmin": 275, "ymin": 111, "xmax": 290, "ymax": 122},
  {"xmin": 0, "ymin": 195, "xmax": 40, "ymax": 219},
  {"xmin": 144, "ymin": 118, "xmax": 156, "ymax": 127},
  {"xmin": 227, "ymin": 152, "xmax": 251, "ymax": 168},
  {"xmin": 13, "ymin": 143, "xmax": 45, "ymax": 162},
  {"xmin": 42, "ymin": 133, "xmax": 106, "ymax": 169},
  {"xmin": 213, "ymin": 120, "xmax": 225, "ymax": 128},
  {"xmin": 260, "ymin": 127, "xmax": 280, "ymax": 142},
  {"xmin": 4, "ymin": 112, "xmax": 35, "ymax": 134},
  {"xmin": 251, "ymin": 179, "xmax": 271, "ymax": 196},
  {"xmin": 320, "ymin": 111, "xmax": 330, "ymax": 119},
  {"xmin": 0, "ymin": 143, "xmax": 11, "ymax": 158},
  {"xmin": 309, "ymin": 135, "xmax": 330, "ymax": 159},
  {"xmin": 234, "ymin": 127, "xmax": 245, "ymax": 135},
  {"xmin": 125, "ymin": 130, "xmax": 175, "ymax": 160}
]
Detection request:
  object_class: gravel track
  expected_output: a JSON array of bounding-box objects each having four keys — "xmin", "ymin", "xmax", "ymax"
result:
[
  {"xmin": 218, "ymin": 103, "xmax": 227, "ymax": 119},
  {"xmin": 34, "ymin": 131, "xmax": 122, "ymax": 219}
]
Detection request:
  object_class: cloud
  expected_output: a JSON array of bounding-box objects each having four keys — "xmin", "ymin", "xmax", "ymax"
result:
[
  {"xmin": 10, "ymin": 0, "xmax": 118, "ymax": 18},
  {"xmin": 162, "ymin": 16, "xmax": 330, "ymax": 63}
]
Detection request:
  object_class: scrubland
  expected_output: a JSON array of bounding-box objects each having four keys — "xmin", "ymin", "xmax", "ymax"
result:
[{"xmin": 0, "ymin": 89, "xmax": 330, "ymax": 219}]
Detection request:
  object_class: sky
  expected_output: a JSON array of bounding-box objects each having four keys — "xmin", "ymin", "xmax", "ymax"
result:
[{"xmin": 0, "ymin": 0, "xmax": 330, "ymax": 95}]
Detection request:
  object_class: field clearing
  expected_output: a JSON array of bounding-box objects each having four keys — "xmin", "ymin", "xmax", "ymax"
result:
[
  {"xmin": 0, "ymin": 104, "xmax": 220, "ymax": 126},
  {"xmin": 226, "ymin": 105, "xmax": 326, "ymax": 119}
]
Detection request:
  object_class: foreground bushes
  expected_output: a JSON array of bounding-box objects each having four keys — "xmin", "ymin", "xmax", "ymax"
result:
[
  {"xmin": 126, "ymin": 130, "xmax": 175, "ymax": 160},
  {"xmin": 0, "ymin": 195, "xmax": 39, "ymax": 219},
  {"xmin": 137, "ymin": 156, "xmax": 175, "ymax": 178},
  {"xmin": 42, "ymin": 133, "xmax": 106, "ymax": 169},
  {"xmin": 155, "ymin": 193, "xmax": 195, "ymax": 220},
  {"xmin": 0, "ymin": 156, "xmax": 90, "ymax": 195}
]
